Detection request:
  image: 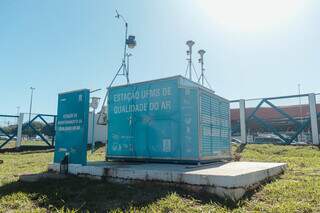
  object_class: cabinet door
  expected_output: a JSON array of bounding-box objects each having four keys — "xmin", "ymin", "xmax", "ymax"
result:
[
  {"xmin": 146, "ymin": 119, "xmax": 179, "ymax": 159},
  {"xmin": 108, "ymin": 112, "xmax": 134, "ymax": 157}
]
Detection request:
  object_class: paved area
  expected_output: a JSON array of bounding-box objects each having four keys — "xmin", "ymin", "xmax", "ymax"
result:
[{"xmin": 48, "ymin": 161, "xmax": 287, "ymax": 201}]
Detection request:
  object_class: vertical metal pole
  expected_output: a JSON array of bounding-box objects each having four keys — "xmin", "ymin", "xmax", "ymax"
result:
[
  {"xmin": 189, "ymin": 46, "xmax": 192, "ymax": 81},
  {"xmin": 16, "ymin": 113, "xmax": 24, "ymax": 148},
  {"xmin": 91, "ymin": 109, "xmax": 96, "ymax": 153},
  {"xmin": 126, "ymin": 53, "xmax": 132, "ymax": 85},
  {"xmin": 308, "ymin": 93, "xmax": 319, "ymax": 145},
  {"xmin": 199, "ymin": 55, "xmax": 204, "ymax": 85},
  {"xmin": 127, "ymin": 54, "xmax": 130, "ymax": 84},
  {"xmin": 239, "ymin": 99, "xmax": 247, "ymax": 143},
  {"xmin": 29, "ymin": 87, "xmax": 35, "ymax": 122},
  {"xmin": 52, "ymin": 116, "xmax": 56, "ymax": 146},
  {"xmin": 298, "ymin": 84, "xmax": 302, "ymax": 141},
  {"xmin": 201, "ymin": 62, "xmax": 204, "ymax": 86},
  {"xmin": 124, "ymin": 22, "xmax": 129, "ymax": 84},
  {"xmin": 198, "ymin": 50, "xmax": 206, "ymax": 86}
]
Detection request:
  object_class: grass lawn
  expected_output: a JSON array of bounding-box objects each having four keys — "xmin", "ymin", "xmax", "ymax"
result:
[{"xmin": 0, "ymin": 141, "xmax": 320, "ymax": 212}]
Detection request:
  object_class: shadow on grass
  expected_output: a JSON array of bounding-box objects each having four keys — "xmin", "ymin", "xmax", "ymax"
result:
[
  {"xmin": 0, "ymin": 146, "xmax": 54, "ymax": 154},
  {"xmin": 0, "ymin": 143, "xmax": 106, "ymax": 155},
  {"xmin": 0, "ymin": 174, "xmax": 247, "ymax": 212}
]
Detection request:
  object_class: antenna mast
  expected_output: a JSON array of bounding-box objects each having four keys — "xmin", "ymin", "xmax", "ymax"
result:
[
  {"xmin": 98, "ymin": 10, "xmax": 137, "ymax": 125},
  {"xmin": 197, "ymin": 49, "xmax": 213, "ymax": 90},
  {"xmin": 198, "ymin": 49, "xmax": 205, "ymax": 86},
  {"xmin": 186, "ymin": 40, "xmax": 195, "ymax": 81}
]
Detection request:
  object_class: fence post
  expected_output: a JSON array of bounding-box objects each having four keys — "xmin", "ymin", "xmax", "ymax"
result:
[
  {"xmin": 239, "ymin": 99, "xmax": 247, "ymax": 143},
  {"xmin": 16, "ymin": 113, "xmax": 24, "ymax": 148},
  {"xmin": 308, "ymin": 93, "xmax": 319, "ymax": 145}
]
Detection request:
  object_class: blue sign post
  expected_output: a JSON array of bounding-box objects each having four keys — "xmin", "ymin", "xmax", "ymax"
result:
[{"xmin": 54, "ymin": 89, "xmax": 90, "ymax": 165}]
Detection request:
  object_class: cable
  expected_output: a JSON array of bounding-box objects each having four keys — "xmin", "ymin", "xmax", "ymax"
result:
[
  {"xmin": 184, "ymin": 64, "xmax": 189, "ymax": 78},
  {"xmin": 191, "ymin": 63, "xmax": 199, "ymax": 80},
  {"xmin": 204, "ymin": 76, "xmax": 213, "ymax": 90}
]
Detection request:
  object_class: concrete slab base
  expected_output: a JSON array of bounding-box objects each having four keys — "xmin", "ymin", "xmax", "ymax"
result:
[
  {"xmin": 19, "ymin": 173, "xmax": 66, "ymax": 183},
  {"xmin": 48, "ymin": 161, "xmax": 287, "ymax": 201}
]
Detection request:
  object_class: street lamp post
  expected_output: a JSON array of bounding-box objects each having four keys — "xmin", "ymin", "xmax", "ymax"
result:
[
  {"xmin": 16, "ymin": 106, "xmax": 20, "ymax": 116},
  {"xmin": 29, "ymin": 87, "xmax": 35, "ymax": 122}
]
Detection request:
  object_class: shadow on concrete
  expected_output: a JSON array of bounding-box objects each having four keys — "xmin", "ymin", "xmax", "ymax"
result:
[{"xmin": 0, "ymin": 173, "xmax": 252, "ymax": 212}]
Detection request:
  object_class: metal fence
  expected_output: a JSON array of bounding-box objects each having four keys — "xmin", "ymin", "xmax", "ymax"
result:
[
  {"xmin": 0, "ymin": 113, "xmax": 56, "ymax": 149},
  {"xmin": 0, "ymin": 114, "xmax": 19, "ymax": 149},
  {"xmin": 230, "ymin": 93, "xmax": 320, "ymax": 146}
]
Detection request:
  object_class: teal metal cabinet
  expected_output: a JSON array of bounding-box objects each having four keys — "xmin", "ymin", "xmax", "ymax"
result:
[
  {"xmin": 107, "ymin": 76, "xmax": 231, "ymax": 163},
  {"xmin": 54, "ymin": 89, "xmax": 90, "ymax": 165}
]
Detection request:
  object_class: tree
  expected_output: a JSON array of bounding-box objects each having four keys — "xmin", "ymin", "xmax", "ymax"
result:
[
  {"xmin": 41, "ymin": 123, "xmax": 55, "ymax": 137},
  {"xmin": 22, "ymin": 121, "xmax": 45, "ymax": 137},
  {"xmin": 1, "ymin": 124, "xmax": 17, "ymax": 135}
]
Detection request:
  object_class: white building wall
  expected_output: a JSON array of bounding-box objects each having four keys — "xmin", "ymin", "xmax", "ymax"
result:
[{"xmin": 87, "ymin": 112, "xmax": 107, "ymax": 144}]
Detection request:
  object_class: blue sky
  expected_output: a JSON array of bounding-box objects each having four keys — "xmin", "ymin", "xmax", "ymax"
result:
[{"xmin": 1, "ymin": 0, "xmax": 319, "ymax": 115}]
